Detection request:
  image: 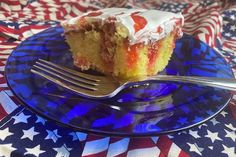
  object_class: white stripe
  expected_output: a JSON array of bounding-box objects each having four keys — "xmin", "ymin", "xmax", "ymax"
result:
[
  {"xmin": 36, "ymin": 11, "xmax": 46, "ymax": 15},
  {"xmin": 127, "ymin": 147, "xmax": 160, "ymax": 157},
  {"xmin": 31, "ymin": 2, "xmax": 41, "ymax": 7},
  {"xmin": 48, "ymin": 7, "xmax": 58, "ymax": 12},
  {"xmin": 11, "ymin": 12, "xmax": 19, "ymax": 18},
  {"xmin": 211, "ymin": 16, "xmax": 220, "ymax": 24},
  {"xmin": 198, "ymin": 26, "xmax": 214, "ymax": 43},
  {"xmin": 3, "ymin": 90, "xmax": 14, "ymax": 96},
  {"xmin": 3, "ymin": 32, "xmax": 19, "ymax": 40},
  {"xmin": 47, "ymin": 2, "xmax": 60, "ymax": 7},
  {"xmin": 22, "ymin": 30, "xmax": 34, "ymax": 38},
  {"xmin": 222, "ymin": 46, "xmax": 235, "ymax": 53},
  {"xmin": 0, "ymin": 83, "xmax": 8, "ymax": 88},
  {"xmin": 31, "ymin": 28, "xmax": 46, "ymax": 34},
  {"xmin": 0, "ymin": 3, "xmax": 11, "ymax": 12},
  {"xmin": 225, "ymin": 42, "xmax": 236, "ymax": 47},
  {"xmin": 63, "ymin": 3, "xmax": 72, "ymax": 13},
  {"xmin": 186, "ymin": 5, "xmax": 198, "ymax": 13},
  {"xmin": 226, "ymin": 40, "xmax": 236, "ymax": 44},
  {"xmin": 0, "ymin": 13, "xmax": 6, "ymax": 19},
  {"xmin": 49, "ymin": 13, "xmax": 58, "ymax": 21},
  {"xmin": 10, "ymin": 5, "xmax": 21, "ymax": 11},
  {"xmin": 0, "ymin": 55, "xmax": 9, "ymax": 59},
  {"xmin": 0, "ymin": 66, "xmax": 5, "ymax": 71},
  {"xmin": 107, "ymin": 138, "xmax": 130, "ymax": 157},
  {"xmin": 64, "ymin": 14, "xmax": 73, "ymax": 19},
  {"xmin": 167, "ymin": 143, "xmax": 181, "ymax": 157},
  {"xmin": 79, "ymin": 1, "xmax": 92, "ymax": 7},
  {"xmin": 2, "ymin": 61, "xmax": 7, "ymax": 64},
  {"xmin": 19, "ymin": 24, "xmax": 28, "ymax": 28},
  {"xmin": 0, "ymin": 44, "xmax": 17, "ymax": 49},
  {"xmin": 0, "ymin": 91, "xmax": 18, "ymax": 114},
  {"xmin": 36, "ymin": 15, "xmax": 45, "ymax": 20},
  {"xmin": 35, "ymin": 7, "xmax": 45, "ymax": 11},
  {"xmin": 19, "ymin": 0, "xmax": 27, "ymax": 5},
  {"xmin": 72, "ymin": 6, "xmax": 83, "ymax": 15},
  {"xmin": 0, "ymin": 50, "xmax": 12, "ymax": 54},
  {"xmin": 197, "ymin": 33, "xmax": 207, "ymax": 43},
  {"xmin": 75, "ymin": 132, "xmax": 87, "ymax": 141},
  {"xmin": 233, "ymin": 95, "xmax": 236, "ymax": 100},
  {"xmin": 82, "ymin": 137, "xmax": 110, "ymax": 156}
]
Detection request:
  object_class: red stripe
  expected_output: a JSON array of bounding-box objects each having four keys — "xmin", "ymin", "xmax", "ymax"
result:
[
  {"xmin": 44, "ymin": 14, "xmax": 50, "ymax": 20},
  {"xmin": 202, "ymin": 34, "xmax": 210, "ymax": 46},
  {"xmin": 86, "ymin": 134, "xmax": 105, "ymax": 141},
  {"xmin": 70, "ymin": 11, "xmax": 77, "ymax": 18},
  {"xmin": 0, "ymin": 61, "xmax": 5, "ymax": 66},
  {"xmin": 229, "ymin": 101, "xmax": 236, "ymax": 119},
  {"xmin": 109, "ymin": 137, "xmax": 125, "ymax": 143},
  {"xmin": 128, "ymin": 137, "xmax": 155, "ymax": 150},
  {"xmin": 27, "ymin": 4, "xmax": 36, "ymax": 12},
  {"xmin": 0, "ymin": 53, "xmax": 10, "ymax": 57},
  {"xmin": 59, "ymin": 7, "xmax": 68, "ymax": 17},
  {"xmin": 0, "ymin": 42, "xmax": 18, "ymax": 46},
  {"xmin": 2, "ymin": 12, "xmax": 10, "ymax": 18},
  {"xmin": 0, "ymin": 77, "xmax": 6, "ymax": 84},
  {"xmin": 223, "ymin": 40, "xmax": 236, "ymax": 51},
  {"xmin": 0, "ymin": 37, "xmax": 6, "ymax": 43},
  {"xmin": 55, "ymin": 12, "xmax": 64, "ymax": 20},
  {"xmin": 184, "ymin": 23, "xmax": 215, "ymax": 35},
  {"xmin": 0, "ymin": 26, "xmax": 18, "ymax": 35},
  {"xmin": 19, "ymin": 25, "xmax": 31, "ymax": 33},
  {"xmin": 183, "ymin": 3, "xmax": 193, "ymax": 14},
  {"xmin": 0, "ymin": 0, "xmax": 20, "ymax": 5},
  {"xmin": 0, "ymin": 49, "xmax": 14, "ymax": 52},
  {"xmin": 0, "ymin": 103, "xmax": 8, "ymax": 120},
  {"xmin": 158, "ymin": 152, "xmax": 166, "ymax": 157},
  {"xmin": 74, "ymin": 3, "xmax": 89, "ymax": 13},
  {"xmin": 17, "ymin": 12, "xmax": 26, "ymax": 19},
  {"xmin": 178, "ymin": 150, "xmax": 190, "ymax": 157},
  {"xmin": 156, "ymin": 135, "xmax": 173, "ymax": 156}
]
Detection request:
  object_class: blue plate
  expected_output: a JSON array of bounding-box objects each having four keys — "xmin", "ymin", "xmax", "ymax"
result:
[{"xmin": 5, "ymin": 26, "xmax": 233, "ymax": 136}]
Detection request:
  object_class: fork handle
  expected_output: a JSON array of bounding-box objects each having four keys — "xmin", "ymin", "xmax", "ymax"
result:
[{"xmin": 147, "ymin": 75, "xmax": 236, "ymax": 91}]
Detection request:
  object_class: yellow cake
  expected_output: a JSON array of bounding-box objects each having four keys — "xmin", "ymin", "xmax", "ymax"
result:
[{"xmin": 62, "ymin": 8, "xmax": 184, "ymax": 80}]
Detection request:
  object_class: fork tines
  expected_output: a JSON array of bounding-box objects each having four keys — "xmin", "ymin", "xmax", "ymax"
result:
[{"xmin": 31, "ymin": 59, "xmax": 100, "ymax": 91}]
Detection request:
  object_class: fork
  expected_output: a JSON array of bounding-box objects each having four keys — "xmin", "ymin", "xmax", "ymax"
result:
[{"xmin": 31, "ymin": 59, "xmax": 236, "ymax": 99}]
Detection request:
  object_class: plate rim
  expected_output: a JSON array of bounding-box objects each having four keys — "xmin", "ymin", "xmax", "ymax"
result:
[{"xmin": 4, "ymin": 26, "xmax": 234, "ymax": 137}]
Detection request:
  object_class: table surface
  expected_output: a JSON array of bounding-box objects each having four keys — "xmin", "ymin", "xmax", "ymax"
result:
[{"xmin": 0, "ymin": 0, "xmax": 236, "ymax": 157}]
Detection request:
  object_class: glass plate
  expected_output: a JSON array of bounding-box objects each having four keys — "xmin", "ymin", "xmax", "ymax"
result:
[{"xmin": 5, "ymin": 26, "xmax": 233, "ymax": 136}]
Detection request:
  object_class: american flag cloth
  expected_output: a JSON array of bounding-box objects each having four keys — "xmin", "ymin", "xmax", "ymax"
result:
[{"xmin": 0, "ymin": 0, "xmax": 236, "ymax": 156}]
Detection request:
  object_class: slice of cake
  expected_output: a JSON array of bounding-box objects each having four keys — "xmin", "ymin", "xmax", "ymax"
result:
[{"xmin": 62, "ymin": 8, "xmax": 184, "ymax": 80}]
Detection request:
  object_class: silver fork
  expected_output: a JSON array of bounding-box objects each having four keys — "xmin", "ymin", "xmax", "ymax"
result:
[{"xmin": 31, "ymin": 59, "xmax": 236, "ymax": 99}]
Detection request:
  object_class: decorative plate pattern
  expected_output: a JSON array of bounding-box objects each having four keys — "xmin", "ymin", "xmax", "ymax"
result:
[{"xmin": 5, "ymin": 26, "xmax": 233, "ymax": 136}]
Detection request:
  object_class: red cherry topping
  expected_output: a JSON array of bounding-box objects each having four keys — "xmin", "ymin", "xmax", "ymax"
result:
[
  {"xmin": 131, "ymin": 12, "xmax": 147, "ymax": 33},
  {"xmin": 156, "ymin": 26, "xmax": 163, "ymax": 33}
]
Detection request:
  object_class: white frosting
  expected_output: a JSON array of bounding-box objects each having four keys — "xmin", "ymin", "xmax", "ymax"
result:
[{"xmin": 63, "ymin": 8, "xmax": 184, "ymax": 44}]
